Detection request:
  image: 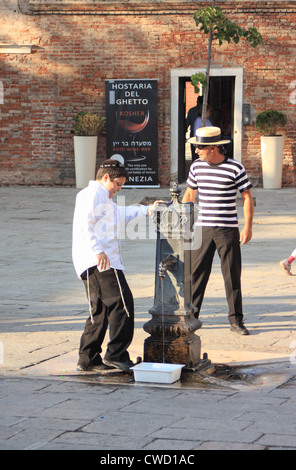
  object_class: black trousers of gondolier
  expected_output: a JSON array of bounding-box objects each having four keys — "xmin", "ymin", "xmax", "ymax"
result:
[
  {"xmin": 191, "ymin": 226, "xmax": 243, "ymax": 325},
  {"xmin": 78, "ymin": 266, "xmax": 134, "ymax": 368}
]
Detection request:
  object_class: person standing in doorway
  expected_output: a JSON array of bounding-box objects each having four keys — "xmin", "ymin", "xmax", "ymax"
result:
[
  {"xmin": 186, "ymin": 96, "xmax": 203, "ymax": 160},
  {"xmin": 193, "ymin": 103, "xmax": 213, "ymax": 137},
  {"xmin": 213, "ymin": 102, "xmax": 233, "ymax": 158},
  {"xmin": 182, "ymin": 127, "xmax": 254, "ymax": 335}
]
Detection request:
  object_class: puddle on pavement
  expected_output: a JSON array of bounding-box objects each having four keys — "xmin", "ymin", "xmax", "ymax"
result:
[
  {"xmin": 206, "ymin": 362, "xmax": 295, "ymax": 389},
  {"xmin": 59, "ymin": 360, "xmax": 295, "ymax": 391}
]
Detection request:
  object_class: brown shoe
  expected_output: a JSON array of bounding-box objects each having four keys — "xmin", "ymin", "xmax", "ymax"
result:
[{"xmin": 280, "ymin": 259, "xmax": 292, "ymax": 275}]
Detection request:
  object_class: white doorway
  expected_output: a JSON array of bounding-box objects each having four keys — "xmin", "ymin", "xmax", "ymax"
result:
[{"xmin": 170, "ymin": 67, "xmax": 244, "ymax": 183}]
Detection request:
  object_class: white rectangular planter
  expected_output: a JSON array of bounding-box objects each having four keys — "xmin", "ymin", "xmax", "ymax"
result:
[
  {"xmin": 261, "ymin": 135, "xmax": 284, "ymax": 189},
  {"xmin": 74, "ymin": 136, "xmax": 98, "ymax": 188},
  {"xmin": 131, "ymin": 362, "xmax": 185, "ymax": 384}
]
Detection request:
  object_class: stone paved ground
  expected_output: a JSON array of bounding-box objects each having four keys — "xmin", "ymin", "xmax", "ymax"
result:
[{"xmin": 0, "ymin": 186, "xmax": 296, "ymax": 450}]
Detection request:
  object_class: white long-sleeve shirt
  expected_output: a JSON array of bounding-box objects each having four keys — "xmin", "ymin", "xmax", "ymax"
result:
[{"xmin": 72, "ymin": 180, "xmax": 148, "ymax": 277}]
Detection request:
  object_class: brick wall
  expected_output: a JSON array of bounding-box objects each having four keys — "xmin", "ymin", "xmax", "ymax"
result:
[{"xmin": 0, "ymin": 1, "xmax": 295, "ymax": 186}]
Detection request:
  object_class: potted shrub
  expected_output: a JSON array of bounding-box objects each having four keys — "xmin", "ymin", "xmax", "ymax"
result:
[
  {"xmin": 73, "ymin": 112, "xmax": 105, "ymax": 188},
  {"xmin": 255, "ymin": 110, "xmax": 287, "ymax": 189}
]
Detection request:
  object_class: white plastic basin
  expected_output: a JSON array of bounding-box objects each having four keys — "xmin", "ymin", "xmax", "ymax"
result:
[{"xmin": 131, "ymin": 362, "xmax": 185, "ymax": 384}]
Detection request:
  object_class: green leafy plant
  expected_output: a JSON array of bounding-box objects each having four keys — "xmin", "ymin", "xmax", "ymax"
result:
[
  {"xmin": 74, "ymin": 112, "xmax": 105, "ymax": 136},
  {"xmin": 255, "ymin": 110, "xmax": 287, "ymax": 136},
  {"xmin": 194, "ymin": 6, "xmax": 263, "ymax": 48},
  {"xmin": 193, "ymin": 2, "xmax": 263, "ymax": 125},
  {"xmin": 191, "ymin": 73, "xmax": 207, "ymax": 94}
]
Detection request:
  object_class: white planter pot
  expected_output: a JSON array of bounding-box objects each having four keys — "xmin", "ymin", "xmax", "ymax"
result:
[
  {"xmin": 74, "ymin": 136, "xmax": 98, "ymax": 188},
  {"xmin": 261, "ymin": 135, "xmax": 284, "ymax": 189}
]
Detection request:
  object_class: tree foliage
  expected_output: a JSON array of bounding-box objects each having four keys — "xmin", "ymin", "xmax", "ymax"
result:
[
  {"xmin": 192, "ymin": 4, "xmax": 263, "ymax": 126},
  {"xmin": 193, "ymin": 6, "xmax": 263, "ymax": 48},
  {"xmin": 191, "ymin": 72, "xmax": 207, "ymax": 94}
]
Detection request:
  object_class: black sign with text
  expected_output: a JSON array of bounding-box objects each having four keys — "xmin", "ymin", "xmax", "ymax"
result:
[{"xmin": 105, "ymin": 79, "xmax": 158, "ymax": 187}]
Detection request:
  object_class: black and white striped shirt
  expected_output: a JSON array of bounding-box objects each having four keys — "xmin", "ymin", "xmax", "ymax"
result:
[{"xmin": 186, "ymin": 158, "xmax": 253, "ymax": 227}]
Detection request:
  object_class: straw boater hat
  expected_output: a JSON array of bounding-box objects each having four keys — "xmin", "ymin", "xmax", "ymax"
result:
[{"xmin": 188, "ymin": 126, "xmax": 231, "ymax": 146}]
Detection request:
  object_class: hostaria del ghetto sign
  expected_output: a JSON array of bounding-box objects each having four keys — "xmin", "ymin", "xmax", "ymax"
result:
[{"xmin": 105, "ymin": 79, "xmax": 159, "ymax": 187}]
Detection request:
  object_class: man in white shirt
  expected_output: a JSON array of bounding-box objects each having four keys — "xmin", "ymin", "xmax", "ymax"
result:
[{"xmin": 72, "ymin": 159, "xmax": 155, "ymax": 371}]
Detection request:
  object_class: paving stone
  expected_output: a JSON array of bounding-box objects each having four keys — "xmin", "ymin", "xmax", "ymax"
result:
[
  {"xmin": 256, "ymin": 433, "xmax": 296, "ymax": 448},
  {"xmin": 195, "ymin": 441, "xmax": 267, "ymax": 450}
]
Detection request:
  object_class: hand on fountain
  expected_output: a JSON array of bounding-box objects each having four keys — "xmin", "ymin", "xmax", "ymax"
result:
[{"xmin": 148, "ymin": 200, "xmax": 167, "ymax": 216}]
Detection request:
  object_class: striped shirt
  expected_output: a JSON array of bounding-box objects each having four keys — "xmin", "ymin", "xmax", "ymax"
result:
[{"xmin": 186, "ymin": 157, "xmax": 252, "ymax": 227}]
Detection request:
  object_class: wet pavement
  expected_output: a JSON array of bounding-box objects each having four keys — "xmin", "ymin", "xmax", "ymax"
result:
[{"xmin": 0, "ymin": 185, "xmax": 296, "ymax": 450}]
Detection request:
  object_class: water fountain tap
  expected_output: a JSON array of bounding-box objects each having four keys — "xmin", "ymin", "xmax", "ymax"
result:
[{"xmin": 159, "ymin": 254, "xmax": 177, "ymax": 280}]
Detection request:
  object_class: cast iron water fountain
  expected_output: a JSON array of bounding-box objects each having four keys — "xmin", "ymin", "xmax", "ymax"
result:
[{"xmin": 142, "ymin": 183, "xmax": 202, "ymax": 370}]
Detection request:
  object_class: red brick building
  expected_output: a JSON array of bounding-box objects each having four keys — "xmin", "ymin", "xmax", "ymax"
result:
[{"xmin": 0, "ymin": 0, "xmax": 295, "ymax": 186}]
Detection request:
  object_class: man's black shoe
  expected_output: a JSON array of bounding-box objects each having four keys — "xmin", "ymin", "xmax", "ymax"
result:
[
  {"xmin": 103, "ymin": 358, "xmax": 135, "ymax": 371},
  {"xmin": 230, "ymin": 323, "xmax": 249, "ymax": 335},
  {"xmin": 77, "ymin": 363, "xmax": 113, "ymax": 372}
]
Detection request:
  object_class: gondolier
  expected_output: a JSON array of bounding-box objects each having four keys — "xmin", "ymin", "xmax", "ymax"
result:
[{"xmin": 182, "ymin": 127, "xmax": 254, "ymax": 335}]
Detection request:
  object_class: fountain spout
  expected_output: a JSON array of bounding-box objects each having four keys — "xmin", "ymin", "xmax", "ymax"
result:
[{"xmin": 159, "ymin": 254, "xmax": 177, "ymax": 280}]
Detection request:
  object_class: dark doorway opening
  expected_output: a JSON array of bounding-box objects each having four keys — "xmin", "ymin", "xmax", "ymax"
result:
[{"xmin": 178, "ymin": 75, "xmax": 235, "ymax": 183}]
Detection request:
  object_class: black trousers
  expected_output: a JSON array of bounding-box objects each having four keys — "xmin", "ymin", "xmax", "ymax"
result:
[
  {"xmin": 191, "ymin": 226, "xmax": 243, "ymax": 325},
  {"xmin": 78, "ymin": 266, "xmax": 134, "ymax": 367}
]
